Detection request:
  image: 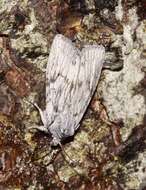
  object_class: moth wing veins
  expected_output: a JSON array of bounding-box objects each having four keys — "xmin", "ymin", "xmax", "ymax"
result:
[{"xmin": 38, "ymin": 34, "xmax": 106, "ymax": 145}]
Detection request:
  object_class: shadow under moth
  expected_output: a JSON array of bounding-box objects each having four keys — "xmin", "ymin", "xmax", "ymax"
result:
[{"xmin": 35, "ymin": 34, "xmax": 105, "ymax": 146}]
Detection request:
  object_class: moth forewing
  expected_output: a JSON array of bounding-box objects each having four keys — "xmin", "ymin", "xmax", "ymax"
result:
[
  {"xmin": 81, "ymin": 45, "xmax": 105, "ymax": 93},
  {"xmin": 72, "ymin": 45, "xmax": 105, "ymax": 130}
]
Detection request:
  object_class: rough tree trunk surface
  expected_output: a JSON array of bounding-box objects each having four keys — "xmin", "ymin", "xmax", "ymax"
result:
[{"xmin": 0, "ymin": 0, "xmax": 146, "ymax": 189}]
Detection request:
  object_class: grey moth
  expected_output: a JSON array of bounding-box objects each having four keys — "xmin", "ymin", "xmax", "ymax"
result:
[{"xmin": 35, "ymin": 34, "xmax": 105, "ymax": 146}]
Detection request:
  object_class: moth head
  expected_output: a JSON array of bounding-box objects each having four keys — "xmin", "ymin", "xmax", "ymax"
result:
[
  {"xmin": 49, "ymin": 127, "xmax": 65, "ymax": 146},
  {"xmin": 60, "ymin": 124, "xmax": 75, "ymax": 140},
  {"xmin": 50, "ymin": 129, "xmax": 69, "ymax": 146},
  {"xmin": 50, "ymin": 124, "xmax": 75, "ymax": 146},
  {"xmin": 51, "ymin": 137, "xmax": 61, "ymax": 146}
]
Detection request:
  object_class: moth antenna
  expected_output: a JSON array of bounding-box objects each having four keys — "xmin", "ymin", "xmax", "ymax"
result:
[
  {"xmin": 58, "ymin": 142, "xmax": 73, "ymax": 163},
  {"xmin": 58, "ymin": 142, "xmax": 81, "ymax": 176},
  {"xmin": 59, "ymin": 143, "xmax": 76, "ymax": 165}
]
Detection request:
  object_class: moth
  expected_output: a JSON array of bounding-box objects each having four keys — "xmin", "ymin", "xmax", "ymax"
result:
[{"xmin": 35, "ymin": 34, "xmax": 105, "ymax": 146}]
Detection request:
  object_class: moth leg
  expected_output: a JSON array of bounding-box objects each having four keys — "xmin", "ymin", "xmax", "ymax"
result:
[
  {"xmin": 23, "ymin": 98, "xmax": 48, "ymax": 127},
  {"xmin": 33, "ymin": 103, "xmax": 47, "ymax": 127},
  {"xmin": 29, "ymin": 125, "xmax": 48, "ymax": 133}
]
